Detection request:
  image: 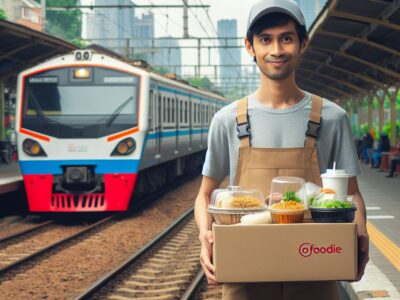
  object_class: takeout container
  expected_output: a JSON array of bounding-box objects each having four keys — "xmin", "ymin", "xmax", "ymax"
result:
[
  {"xmin": 269, "ymin": 177, "xmax": 306, "ymax": 223},
  {"xmin": 310, "ymin": 206, "xmax": 356, "ymax": 223},
  {"xmin": 208, "ymin": 186, "xmax": 266, "ymax": 225}
]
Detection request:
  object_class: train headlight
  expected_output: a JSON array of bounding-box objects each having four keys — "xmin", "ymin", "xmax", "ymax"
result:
[
  {"xmin": 111, "ymin": 138, "xmax": 136, "ymax": 156},
  {"xmin": 22, "ymin": 138, "xmax": 47, "ymax": 157},
  {"xmin": 73, "ymin": 68, "xmax": 91, "ymax": 79}
]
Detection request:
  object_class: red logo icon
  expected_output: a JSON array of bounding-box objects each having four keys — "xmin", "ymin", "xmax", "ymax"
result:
[{"xmin": 299, "ymin": 243, "xmax": 342, "ymax": 257}]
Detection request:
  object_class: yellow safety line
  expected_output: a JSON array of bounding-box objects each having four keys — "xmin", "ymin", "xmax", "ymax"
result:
[{"xmin": 367, "ymin": 222, "xmax": 400, "ymax": 272}]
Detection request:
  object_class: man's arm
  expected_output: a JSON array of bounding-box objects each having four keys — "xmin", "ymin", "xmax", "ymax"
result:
[
  {"xmin": 348, "ymin": 176, "xmax": 369, "ymax": 281},
  {"xmin": 194, "ymin": 175, "xmax": 221, "ymax": 284}
]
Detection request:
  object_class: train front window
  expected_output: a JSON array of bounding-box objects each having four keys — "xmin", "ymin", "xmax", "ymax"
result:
[{"xmin": 22, "ymin": 67, "xmax": 140, "ymax": 139}]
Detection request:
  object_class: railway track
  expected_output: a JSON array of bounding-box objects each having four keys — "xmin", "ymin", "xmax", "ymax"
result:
[
  {"xmin": 75, "ymin": 208, "xmax": 212, "ymax": 300},
  {"xmin": 0, "ymin": 216, "xmax": 113, "ymax": 279}
]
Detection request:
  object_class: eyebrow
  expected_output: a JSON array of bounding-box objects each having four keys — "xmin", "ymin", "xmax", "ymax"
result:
[{"xmin": 257, "ymin": 31, "xmax": 296, "ymax": 37}]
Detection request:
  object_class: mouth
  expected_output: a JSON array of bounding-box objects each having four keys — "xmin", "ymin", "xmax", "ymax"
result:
[{"xmin": 266, "ymin": 60, "xmax": 288, "ymax": 66}]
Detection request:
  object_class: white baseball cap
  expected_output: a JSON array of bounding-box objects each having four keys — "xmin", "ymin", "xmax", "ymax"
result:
[{"xmin": 247, "ymin": 0, "xmax": 306, "ymax": 32}]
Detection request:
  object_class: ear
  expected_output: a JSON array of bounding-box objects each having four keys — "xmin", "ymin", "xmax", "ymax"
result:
[
  {"xmin": 245, "ymin": 38, "xmax": 255, "ymax": 58},
  {"xmin": 299, "ymin": 36, "xmax": 309, "ymax": 55}
]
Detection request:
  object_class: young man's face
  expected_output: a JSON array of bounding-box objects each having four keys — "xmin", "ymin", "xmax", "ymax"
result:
[{"xmin": 245, "ymin": 19, "xmax": 307, "ymax": 81}]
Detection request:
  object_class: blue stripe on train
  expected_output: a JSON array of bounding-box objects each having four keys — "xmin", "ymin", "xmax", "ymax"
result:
[
  {"xmin": 19, "ymin": 159, "xmax": 141, "ymax": 175},
  {"xmin": 146, "ymin": 128, "xmax": 208, "ymax": 139}
]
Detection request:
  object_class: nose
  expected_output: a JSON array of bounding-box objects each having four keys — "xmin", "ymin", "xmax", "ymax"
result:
[{"xmin": 269, "ymin": 39, "xmax": 284, "ymax": 56}]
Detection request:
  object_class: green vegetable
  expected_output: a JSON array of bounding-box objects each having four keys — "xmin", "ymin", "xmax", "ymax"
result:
[
  {"xmin": 283, "ymin": 191, "xmax": 302, "ymax": 203},
  {"xmin": 314, "ymin": 200, "xmax": 354, "ymax": 209},
  {"xmin": 308, "ymin": 197, "xmax": 315, "ymax": 206}
]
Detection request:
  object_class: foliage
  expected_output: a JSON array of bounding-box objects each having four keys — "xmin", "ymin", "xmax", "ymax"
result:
[
  {"xmin": 382, "ymin": 120, "xmax": 400, "ymax": 140},
  {"xmin": 45, "ymin": 0, "xmax": 82, "ymax": 42},
  {"xmin": 283, "ymin": 191, "xmax": 302, "ymax": 203},
  {"xmin": 71, "ymin": 38, "xmax": 87, "ymax": 49},
  {"xmin": 187, "ymin": 77, "xmax": 213, "ymax": 91},
  {"xmin": 0, "ymin": 8, "xmax": 7, "ymax": 20}
]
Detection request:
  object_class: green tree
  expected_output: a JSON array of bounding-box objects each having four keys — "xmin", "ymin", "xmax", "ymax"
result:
[
  {"xmin": 188, "ymin": 77, "xmax": 213, "ymax": 91},
  {"xmin": 45, "ymin": 0, "xmax": 82, "ymax": 42},
  {"xmin": 0, "ymin": 8, "xmax": 7, "ymax": 20}
]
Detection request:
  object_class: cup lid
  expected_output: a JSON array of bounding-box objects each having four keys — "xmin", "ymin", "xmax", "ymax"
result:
[{"xmin": 321, "ymin": 169, "xmax": 351, "ymax": 178}]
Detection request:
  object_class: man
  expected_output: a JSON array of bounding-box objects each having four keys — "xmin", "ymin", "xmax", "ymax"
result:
[{"xmin": 194, "ymin": 0, "xmax": 369, "ymax": 299}]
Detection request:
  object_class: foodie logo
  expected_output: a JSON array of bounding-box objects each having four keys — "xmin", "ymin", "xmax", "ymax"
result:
[{"xmin": 299, "ymin": 243, "xmax": 342, "ymax": 257}]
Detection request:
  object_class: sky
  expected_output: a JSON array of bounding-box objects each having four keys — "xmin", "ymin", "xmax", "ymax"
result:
[
  {"xmin": 133, "ymin": 0, "xmax": 261, "ymax": 38},
  {"xmin": 81, "ymin": 0, "xmax": 263, "ymax": 78}
]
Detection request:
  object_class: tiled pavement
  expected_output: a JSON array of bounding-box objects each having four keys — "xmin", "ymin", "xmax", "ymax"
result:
[{"xmin": 344, "ymin": 163, "xmax": 400, "ymax": 299}]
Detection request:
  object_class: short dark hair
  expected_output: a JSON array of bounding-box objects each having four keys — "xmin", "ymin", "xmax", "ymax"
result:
[{"xmin": 246, "ymin": 12, "xmax": 308, "ymax": 47}]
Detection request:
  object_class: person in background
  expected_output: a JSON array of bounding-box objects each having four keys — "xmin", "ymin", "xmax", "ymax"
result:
[
  {"xmin": 360, "ymin": 133, "xmax": 374, "ymax": 163},
  {"xmin": 371, "ymin": 134, "xmax": 391, "ymax": 168},
  {"xmin": 386, "ymin": 143, "xmax": 400, "ymax": 177}
]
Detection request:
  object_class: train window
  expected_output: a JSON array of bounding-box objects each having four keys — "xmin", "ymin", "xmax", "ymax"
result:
[
  {"xmin": 185, "ymin": 101, "xmax": 188, "ymax": 123},
  {"xmin": 168, "ymin": 97, "xmax": 171, "ymax": 123},
  {"xmin": 163, "ymin": 97, "xmax": 166, "ymax": 123},
  {"xmin": 171, "ymin": 98, "xmax": 175, "ymax": 123},
  {"xmin": 193, "ymin": 103, "xmax": 197, "ymax": 124},
  {"xmin": 198, "ymin": 104, "xmax": 201, "ymax": 124}
]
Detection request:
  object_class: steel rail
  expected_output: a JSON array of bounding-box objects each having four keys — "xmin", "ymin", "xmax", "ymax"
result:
[
  {"xmin": 181, "ymin": 269, "xmax": 205, "ymax": 300},
  {"xmin": 0, "ymin": 220, "xmax": 54, "ymax": 245},
  {"xmin": 0, "ymin": 216, "xmax": 113, "ymax": 278},
  {"xmin": 74, "ymin": 207, "xmax": 194, "ymax": 300}
]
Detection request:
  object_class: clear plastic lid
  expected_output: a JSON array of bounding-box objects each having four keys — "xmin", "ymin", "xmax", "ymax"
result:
[
  {"xmin": 269, "ymin": 176, "xmax": 305, "ymax": 207},
  {"xmin": 310, "ymin": 190, "xmax": 355, "ymax": 209},
  {"xmin": 210, "ymin": 186, "xmax": 265, "ymax": 209}
]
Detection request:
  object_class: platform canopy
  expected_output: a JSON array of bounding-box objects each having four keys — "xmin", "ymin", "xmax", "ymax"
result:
[
  {"xmin": 0, "ymin": 19, "xmax": 77, "ymax": 81},
  {"xmin": 297, "ymin": 0, "xmax": 400, "ymax": 102}
]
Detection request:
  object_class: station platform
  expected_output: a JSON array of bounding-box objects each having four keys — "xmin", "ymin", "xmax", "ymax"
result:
[
  {"xmin": 0, "ymin": 162, "xmax": 22, "ymax": 194},
  {"xmin": 342, "ymin": 163, "xmax": 400, "ymax": 299}
]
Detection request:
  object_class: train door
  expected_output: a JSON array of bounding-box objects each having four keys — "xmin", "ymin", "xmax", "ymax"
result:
[{"xmin": 155, "ymin": 91, "xmax": 162, "ymax": 159}]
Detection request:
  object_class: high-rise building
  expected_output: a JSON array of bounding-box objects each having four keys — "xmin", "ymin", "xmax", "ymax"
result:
[
  {"xmin": 0, "ymin": 0, "xmax": 44, "ymax": 31},
  {"xmin": 217, "ymin": 19, "xmax": 241, "ymax": 91},
  {"xmin": 85, "ymin": 0, "xmax": 135, "ymax": 55},
  {"xmin": 295, "ymin": 0, "xmax": 328, "ymax": 29},
  {"xmin": 154, "ymin": 37, "xmax": 182, "ymax": 76},
  {"xmin": 133, "ymin": 12, "xmax": 155, "ymax": 63}
]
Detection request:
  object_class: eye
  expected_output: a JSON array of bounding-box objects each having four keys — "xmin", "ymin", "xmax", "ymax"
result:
[
  {"xmin": 259, "ymin": 36, "xmax": 270, "ymax": 44},
  {"xmin": 281, "ymin": 35, "xmax": 293, "ymax": 43}
]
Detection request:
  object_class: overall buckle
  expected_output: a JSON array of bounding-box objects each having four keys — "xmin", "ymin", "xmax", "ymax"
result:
[
  {"xmin": 306, "ymin": 120, "xmax": 321, "ymax": 138},
  {"xmin": 236, "ymin": 121, "xmax": 250, "ymax": 139}
]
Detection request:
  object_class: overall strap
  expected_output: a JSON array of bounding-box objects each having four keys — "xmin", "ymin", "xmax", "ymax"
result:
[
  {"xmin": 236, "ymin": 97, "xmax": 250, "ymax": 148},
  {"xmin": 305, "ymin": 95, "xmax": 323, "ymax": 148}
]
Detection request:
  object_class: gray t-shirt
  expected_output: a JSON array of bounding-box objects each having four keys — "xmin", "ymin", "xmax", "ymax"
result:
[{"xmin": 202, "ymin": 92, "xmax": 361, "ymax": 184}]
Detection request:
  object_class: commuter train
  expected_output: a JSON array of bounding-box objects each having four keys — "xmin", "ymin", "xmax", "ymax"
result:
[{"xmin": 16, "ymin": 50, "xmax": 229, "ymax": 212}]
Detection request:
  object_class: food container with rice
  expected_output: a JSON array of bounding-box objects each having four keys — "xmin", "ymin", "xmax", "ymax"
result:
[
  {"xmin": 268, "ymin": 177, "xmax": 306, "ymax": 224},
  {"xmin": 208, "ymin": 186, "xmax": 266, "ymax": 225}
]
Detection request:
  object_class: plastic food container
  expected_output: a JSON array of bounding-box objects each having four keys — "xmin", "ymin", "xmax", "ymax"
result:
[
  {"xmin": 208, "ymin": 186, "xmax": 266, "ymax": 225},
  {"xmin": 310, "ymin": 207, "xmax": 356, "ymax": 223},
  {"xmin": 269, "ymin": 177, "xmax": 306, "ymax": 224},
  {"xmin": 310, "ymin": 193, "xmax": 356, "ymax": 223}
]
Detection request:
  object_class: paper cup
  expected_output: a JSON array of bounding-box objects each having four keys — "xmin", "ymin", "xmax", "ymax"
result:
[{"xmin": 321, "ymin": 169, "xmax": 351, "ymax": 200}]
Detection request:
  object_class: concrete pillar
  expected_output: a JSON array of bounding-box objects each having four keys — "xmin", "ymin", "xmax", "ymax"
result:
[
  {"xmin": 387, "ymin": 86, "xmax": 399, "ymax": 146},
  {"xmin": 367, "ymin": 95, "xmax": 374, "ymax": 130},
  {"xmin": 357, "ymin": 98, "xmax": 363, "ymax": 127},
  {"xmin": 377, "ymin": 94, "xmax": 385, "ymax": 133},
  {"xmin": 345, "ymin": 99, "xmax": 353, "ymax": 123},
  {"xmin": 0, "ymin": 80, "xmax": 4, "ymax": 141}
]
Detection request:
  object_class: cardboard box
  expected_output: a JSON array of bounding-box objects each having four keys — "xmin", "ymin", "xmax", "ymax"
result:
[{"xmin": 213, "ymin": 223, "xmax": 357, "ymax": 282}]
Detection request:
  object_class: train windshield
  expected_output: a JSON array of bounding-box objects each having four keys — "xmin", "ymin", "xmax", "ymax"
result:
[{"xmin": 22, "ymin": 67, "xmax": 140, "ymax": 139}]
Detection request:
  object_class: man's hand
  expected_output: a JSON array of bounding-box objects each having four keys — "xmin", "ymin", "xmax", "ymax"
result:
[
  {"xmin": 357, "ymin": 233, "xmax": 369, "ymax": 281},
  {"xmin": 199, "ymin": 230, "xmax": 217, "ymax": 285}
]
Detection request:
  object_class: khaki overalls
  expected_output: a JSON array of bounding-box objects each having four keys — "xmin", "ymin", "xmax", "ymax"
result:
[{"xmin": 222, "ymin": 95, "xmax": 340, "ymax": 300}]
